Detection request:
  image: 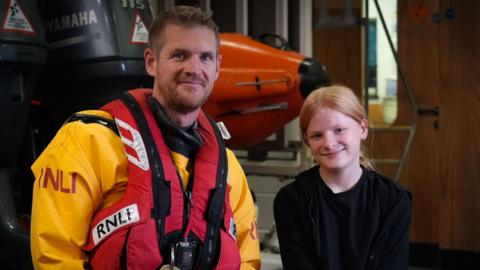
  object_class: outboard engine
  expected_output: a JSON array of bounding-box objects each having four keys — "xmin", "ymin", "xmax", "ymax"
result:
[
  {"xmin": 0, "ymin": 0, "xmax": 47, "ymax": 268},
  {"xmin": 37, "ymin": 0, "xmax": 153, "ymax": 138}
]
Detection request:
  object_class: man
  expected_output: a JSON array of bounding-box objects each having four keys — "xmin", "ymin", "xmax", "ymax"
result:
[{"xmin": 30, "ymin": 6, "xmax": 260, "ymax": 269}]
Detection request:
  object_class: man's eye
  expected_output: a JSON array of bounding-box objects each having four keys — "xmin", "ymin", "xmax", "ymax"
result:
[
  {"xmin": 172, "ymin": 53, "xmax": 185, "ymax": 60},
  {"xmin": 335, "ymin": 128, "xmax": 346, "ymax": 134},
  {"xmin": 201, "ymin": 53, "xmax": 214, "ymax": 62},
  {"xmin": 309, "ymin": 134, "xmax": 322, "ymax": 140}
]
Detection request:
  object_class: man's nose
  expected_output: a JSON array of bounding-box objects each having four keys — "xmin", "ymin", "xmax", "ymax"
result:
[{"xmin": 183, "ymin": 56, "xmax": 202, "ymax": 76}]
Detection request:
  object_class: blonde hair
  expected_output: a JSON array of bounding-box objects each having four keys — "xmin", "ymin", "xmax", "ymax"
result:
[{"xmin": 299, "ymin": 85, "xmax": 373, "ymax": 169}]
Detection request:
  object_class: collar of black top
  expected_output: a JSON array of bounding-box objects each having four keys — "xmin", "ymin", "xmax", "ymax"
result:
[{"xmin": 147, "ymin": 96, "xmax": 203, "ymax": 158}]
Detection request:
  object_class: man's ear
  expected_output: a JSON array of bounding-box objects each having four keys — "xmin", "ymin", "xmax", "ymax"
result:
[
  {"xmin": 214, "ymin": 54, "xmax": 222, "ymax": 80},
  {"xmin": 360, "ymin": 119, "xmax": 369, "ymax": 140},
  {"xmin": 144, "ymin": 48, "xmax": 156, "ymax": 77}
]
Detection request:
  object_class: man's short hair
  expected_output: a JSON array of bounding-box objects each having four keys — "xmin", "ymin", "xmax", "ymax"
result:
[{"xmin": 148, "ymin": 5, "xmax": 220, "ymax": 54}]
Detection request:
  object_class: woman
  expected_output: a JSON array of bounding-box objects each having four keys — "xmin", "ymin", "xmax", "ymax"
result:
[{"xmin": 274, "ymin": 85, "xmax": 411, "ymax": 270}]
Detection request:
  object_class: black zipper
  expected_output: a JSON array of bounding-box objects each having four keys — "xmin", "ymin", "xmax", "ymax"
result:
[
  {"xmin": 180, "ymin": 159, "xmax": 195, "ymax": 235},
  {"xmin": 366, "ymin": 231, "xmax": 387, "ymax": 269},
  {"xmin": 183, "ymin": 190, "xmax": 192, "ymax": 233}
]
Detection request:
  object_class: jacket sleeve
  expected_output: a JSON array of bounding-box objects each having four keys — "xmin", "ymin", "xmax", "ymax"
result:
[
  {"xmin": 375, "ymin": 190, "xmax": 412, "ymax": 270},
  {"xmin": 226, "ymin": 150, "xmax": 261, "ymax": 270},
  {"xmin": 30, "ymin": 110, "xmax": 127, "ymax": 269},
  {"xmin": 274, "ymin": 186, "xmax": 317, "ymax": 270}
]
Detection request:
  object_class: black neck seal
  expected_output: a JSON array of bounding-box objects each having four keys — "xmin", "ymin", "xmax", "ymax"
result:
[{"xmin": 148, "ymin": 96, "xmax": 202, "ymax": 158}]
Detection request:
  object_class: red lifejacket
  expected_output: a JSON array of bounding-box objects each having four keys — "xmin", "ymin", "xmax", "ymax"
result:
[{"xmin": 83, "ymin": 89, "xmax": 241, "ymax": 269}]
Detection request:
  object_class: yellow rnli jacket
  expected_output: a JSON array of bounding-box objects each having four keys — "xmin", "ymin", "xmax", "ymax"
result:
[{"xmin": 30, "ymin": 109, "xmax": 260, "ymax": 269}]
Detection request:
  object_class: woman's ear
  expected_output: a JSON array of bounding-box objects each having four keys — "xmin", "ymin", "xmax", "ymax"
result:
[
  {"xmin": 359, "ymin": 119, "xmax": 369, "ymax": 140},
  {"xmin": 303, "ymin": 134, "xmax": 310, "ymax": 147}
]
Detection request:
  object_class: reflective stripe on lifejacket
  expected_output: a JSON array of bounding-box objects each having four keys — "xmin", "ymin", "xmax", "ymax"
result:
[{"xmin": 83, "ymin": 89, "xmax": 241, "ymax": 270}]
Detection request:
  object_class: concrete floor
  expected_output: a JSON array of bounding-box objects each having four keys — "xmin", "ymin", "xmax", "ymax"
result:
[
  {"xmin": 260, "ymin": 252, "xmax": 282, "ymax": 270},
  {"xmin": 259, "ymin": 252, "xmax": 439, "ymax": 270}
]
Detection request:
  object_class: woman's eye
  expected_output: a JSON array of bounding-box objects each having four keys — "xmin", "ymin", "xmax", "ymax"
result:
[{"xmin": 335, "ymin": 128, "xmax": 346, "ymax": 134}]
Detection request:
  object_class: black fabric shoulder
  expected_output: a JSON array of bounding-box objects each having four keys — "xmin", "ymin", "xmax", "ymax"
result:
[
  {"xmin": 295, "ymin": 165, "xmax": 319, "ymax": 183},
  {"xmin": 364, "ymin": 169, "xmax": 407, "ymax": 193},
  {"xmin": 274, "ymin": 166, "xmax": 323, "ymax": 269},
  {"xmin": 274, "ymin": 180, "xmax": 301, "ymax": 213},
  {"xmin": 274, "ymin": 166, "xmax": 320, "ymax": 225},
  {"xmin": 364, "ymin": 169, "xmax": 412, "ymax": 214},
  {"xmin": 291, "ymin": 166, "xmax": 319, "ymax": 193},
  {"xmin": 275, "ymin": 166, "xmax": 319, "ymax": 211}
]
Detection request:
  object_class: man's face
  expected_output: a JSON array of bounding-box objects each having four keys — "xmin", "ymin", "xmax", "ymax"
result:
[{"xmin": 145, "ymin": 24, "xmax": 221, "ymax": 114}]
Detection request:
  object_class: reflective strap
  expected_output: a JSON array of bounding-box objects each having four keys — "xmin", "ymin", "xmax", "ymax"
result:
[{"xmin": 119, "ymin": 92, "xmax": 170, "ymax": 252}]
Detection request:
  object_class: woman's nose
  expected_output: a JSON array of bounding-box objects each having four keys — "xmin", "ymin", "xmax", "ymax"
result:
[{"xmin": 323, "ymin": 133, "xmax": 337, "ymax": 148}]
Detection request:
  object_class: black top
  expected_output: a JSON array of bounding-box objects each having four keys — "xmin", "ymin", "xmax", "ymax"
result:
[{"xmin": 274, "ymin": 166, "xmax": 411, "ymax": 270}]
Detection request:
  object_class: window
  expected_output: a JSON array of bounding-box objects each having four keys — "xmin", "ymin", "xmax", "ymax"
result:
[{"xmin": 366, "ymin": 0, "xmax": 398, "ymax": 125}]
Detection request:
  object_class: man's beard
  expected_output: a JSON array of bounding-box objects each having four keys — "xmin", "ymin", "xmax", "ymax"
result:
[{"xmin": 170, "ymin": 86, "xmax": 212, "ymax": 114}]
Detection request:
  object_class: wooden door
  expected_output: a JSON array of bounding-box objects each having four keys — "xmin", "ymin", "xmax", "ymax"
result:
[
  {"xmin": 313, "ymin": 0, "xmax": 480, "ymax": 253},
  {"xmin": 398, "ymin": 0, "xmax": 480, "ymax": 251}
]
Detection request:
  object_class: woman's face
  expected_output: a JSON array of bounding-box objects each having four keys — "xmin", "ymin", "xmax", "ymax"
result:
[{"xmin": 306, "ymin": 107, "xmax": 368, "ymax": 173}]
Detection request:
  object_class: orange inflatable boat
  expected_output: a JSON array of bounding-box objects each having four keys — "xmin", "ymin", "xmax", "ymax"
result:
[{"xmin": 204, "ymin": 33, "xmax": 329, "ymax": 148}]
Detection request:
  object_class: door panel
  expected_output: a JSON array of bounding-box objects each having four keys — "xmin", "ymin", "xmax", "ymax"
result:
[{"xmin": 398, "ymin": 0, "xmax": 480, "ymax": 250}]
